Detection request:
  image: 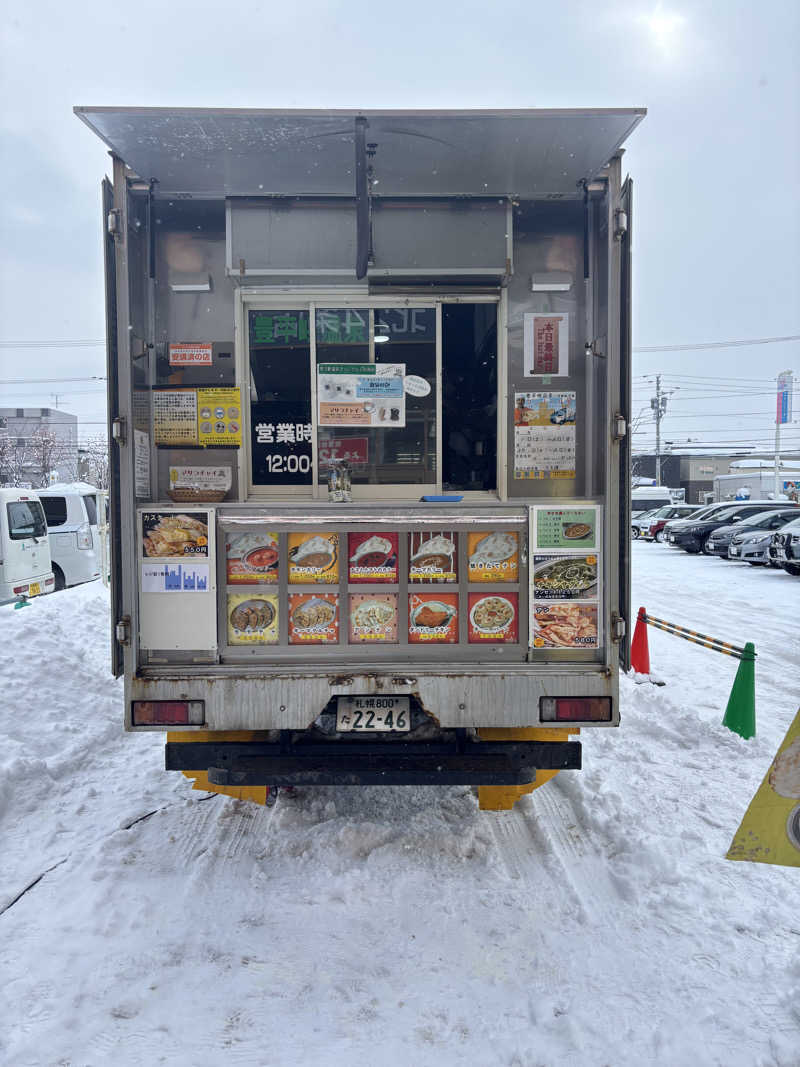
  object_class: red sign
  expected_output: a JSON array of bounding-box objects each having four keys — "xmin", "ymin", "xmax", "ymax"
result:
[
  {"xmin": 169, "ymin": 343, "xmax": 213, "ymax": 366},
  {"xmin": 318, "ymin": 435, "xmax": 369, "ymax": 468}
]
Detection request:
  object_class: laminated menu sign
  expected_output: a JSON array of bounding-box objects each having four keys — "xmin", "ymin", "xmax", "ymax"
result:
[
  {"xmin": 153, "ymin": 390, "xmax": 198, "ymax": 445},
  {"xmin": 288, "ymin": 532, "xmax": 339, "ymax": 584},
  {"xmin": 408, "ymin": 593, "xmax": 459, "ymax": 643},
  {"xmin": 349, "ymin": 594, "xmax": 399, "ymax": 643},
  {"xmin": 514, "ymin": 392, "xmax": 576, "ymax": 479},
  {"xmin": 523, "ymin": 313, "xmax": 569, "ymax": 377},
  {"xmin": 142, "ymin": 512, "xmax": 209, "ymax": 557},
  {"xmin": 532, "ymin": 555, "xmax": 598, "ymax": 600},
  {"xmin": 535, "ymin": 507, "xmax": 597, "ymax": 549},
  {"xmin": 348, "ymin": 532, "xmax": 399, "ymax": 583},
  {"xmin": 288, "ymin": 593, "xmax": 339, "ymax": 644},
  {"xmin": 408, "ymin": 533, "xmax": 458, "ymax": 583},
  {"xmin": 468, "ymin": 593, "xmax": 519, "ymax": 643},
  {"xmin": 318, "ymin": 363, "xmax": 406, "ymax": 428},
  {"xmin": 169, "ymin": 466, "xmax": 231, "ymax": 492},
  {"xmin": 467, "ymin": 532, "xmax": 519, "ymax": 583},
  {"xmin": 533, "ymin": 603, "xmax": 599, "ymax": 649},
  {"xmin": 197, "ymin": 388, "xmax": 242, "ymax": 447},
  {"xmin": 226, "ymin": 532, "xmax": 279, "ymax": 585},
  {"xmin": 227, "ymin": 593, "xmax": 279, "ymax": 645}
]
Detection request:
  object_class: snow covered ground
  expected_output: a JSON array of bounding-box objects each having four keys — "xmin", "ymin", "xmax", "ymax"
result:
[{"xmin": 1, "ymin": 543, "xmax": 798, "ymax": 1066}]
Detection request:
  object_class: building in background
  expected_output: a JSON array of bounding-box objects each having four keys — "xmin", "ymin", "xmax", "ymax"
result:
[
  {"xmin": 0, "ymin": 408, "xmax": 79, "ymax": 487},
  {"xmin": 633, "ymin": 449, "xmax": 800, "ymax": 503}
]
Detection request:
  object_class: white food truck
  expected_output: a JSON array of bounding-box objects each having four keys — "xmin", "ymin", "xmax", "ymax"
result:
[{"xmin": 77, "ymin": 106, "xmax": 642, "ymax": 809}]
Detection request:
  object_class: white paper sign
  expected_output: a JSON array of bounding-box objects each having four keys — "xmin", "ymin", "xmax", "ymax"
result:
[
  {"xmin": 514, "ymin": 392, "xmax": 576, "ymax": 479},
  {"xmin": 403, "ymin": 374, "xmax": 432, "ymax": 397},
  {"xmin": 524, "ymin": 313, "xmax": 569, "ymax": 377},
  {"xmin": 169, "ymin": 466, "xmax": 232, "ymax": 491},
  {"xmin": 318, "ymin": 363, "xmax": 406, "ymax": 428},
  {"xmin": 134, "ymin": 429, "xmax": 150, "ymax": 498}
]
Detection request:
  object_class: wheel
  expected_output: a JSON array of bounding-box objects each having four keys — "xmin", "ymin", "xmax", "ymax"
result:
[
  {"xmin": 656, "ymin": 529, "xmax": 666, "ymax": 543},
  {"xmin": 631, "ymin": 528, "xmax": 639, "ymax": 539},
  {"xmin": 783, "ymin": 563, "xmax": 800, "ymax": 577},
  {"xmin": 747, "ymin": 561, "xmax": 766, "ymax": 567},
  {"xmin": 52, "ymin": 565, "xmax": 66, "ymax": 591}
]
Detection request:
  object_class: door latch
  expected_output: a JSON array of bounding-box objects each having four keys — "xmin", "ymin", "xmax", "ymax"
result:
[{"xmin": 115, "ymin": 617, "xmax": 131, "ymax": 645}]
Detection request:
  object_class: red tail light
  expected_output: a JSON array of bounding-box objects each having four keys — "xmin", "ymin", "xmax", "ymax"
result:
[
  {"xmin": 132, "ymin": 700, "xmax": 204, "ymax": 725},
  {"xmin": 540, "ymin": 697, "xmax": 612, "ymax": 722}
]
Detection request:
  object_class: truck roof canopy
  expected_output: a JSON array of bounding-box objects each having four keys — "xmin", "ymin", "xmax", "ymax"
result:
[{"xmin": 74, "ymin": 106, "xmax": 644, "ymax": 199}]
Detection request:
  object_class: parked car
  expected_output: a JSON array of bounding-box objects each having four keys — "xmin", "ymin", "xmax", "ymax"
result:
[
  {"xmin": 661, "ymin": 502, "xmax": 744, "ymax": 545},
  {"xmin": 768, "ymin": 516, "xmax": 800, "ymax": 576},
  {"xmin": 666, "ymin": 502, "xmax": 797, "ymax": 554},
  {"xmin": 631, "ymin": 508, "xmax": 661, "ymax": 539},
  {"xmin": 641, "ymin": 504, "xmax": 700, "ymax": 542},
  {"xmin": 0, "ymin": 488, "xmax": 55, "ymax": 605},
  {"xmin": 706, "ymin": 508, "xmax": 800, "ymax": 558},
  {"xmin": 38, "ymin": 483, "xmax": 102, "ymax": 590},
  {"xmin": 728, "ymin": 515, "xmax": 798, "ymax": 566}
]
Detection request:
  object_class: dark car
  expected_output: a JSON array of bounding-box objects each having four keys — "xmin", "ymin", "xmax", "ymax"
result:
[
  {"xmin": 705, "ymin": 507, "xmax": 800, "ymax": 558},
  {"xmin": 662, "ymin": 502, "xmax": 748, "ymax": 546},
  {"xmin": 667, "ymin": 502, "xmax": 798, "ymax": 554},
  {"xmin": 644, "ymin": 504, "xmax": 700, "ymax": 542},
  {"xmin": 769, "ymin": 516, "xmax": 800, "ymax": 576}
]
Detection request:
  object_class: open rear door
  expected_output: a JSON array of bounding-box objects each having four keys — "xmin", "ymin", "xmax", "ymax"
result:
[
  {"xmin": 102, "ymin": 177, "xmax": 123, "ymax": 677},
  {"xmin": 618, "ymin": 176, "xmax": 633, "ymax": 671}
]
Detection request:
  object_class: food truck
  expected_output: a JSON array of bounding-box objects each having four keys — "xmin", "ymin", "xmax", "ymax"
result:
[{"xmin": 76, "ymin": 106, "xmax": 642, "ymax": 809}]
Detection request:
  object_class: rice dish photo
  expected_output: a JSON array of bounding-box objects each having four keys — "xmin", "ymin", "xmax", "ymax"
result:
[
  {"xmin": 291, "ymin": 598, "xmax": 336, "ymax": 630},
  {"xmin": 562, "ymin": 522, "xmax": 592, "ymax": 541},
  {"xmin": 352, "ymin": 599, "xmax": 395, "ymax": 629},
  {"xmin": 350, "ymin": 536, "xmax": 392, "ymax": 564},
  {"xmin": 470, "ymin": 532, "xmax": 517, "ymax": 563},
  {"xmin": 411, "ymin": 535, "xmax": 454, "ymax": 565},
  {"xmin": 291, "ymin": 535, "xmax": 336, "ymax": 568}
]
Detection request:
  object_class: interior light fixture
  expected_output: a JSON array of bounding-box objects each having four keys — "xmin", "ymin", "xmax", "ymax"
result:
[{"xmin": 374, "ymin": 323, "xmax": 390, "ymax": 343}]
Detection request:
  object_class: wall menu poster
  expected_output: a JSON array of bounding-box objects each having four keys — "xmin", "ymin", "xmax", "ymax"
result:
[
  {"xmin": 227, "ymin": 593, "xmax": 279, "ymax": 645},
  {"xmin": 408, "ymin": 593, "xmax": 459, "ymax": 643},
  {"xmin": 288, "ymin": 532, "xmax": 339, "ymax": 584},
  {"xmin": 523, "ymin": 313, "xmax": 569, "ymax": 377},
  {"xmin": 408, "ymin": 532, "xmax": 458, "ymax": 583},
  {"xmin": 197, "ymin": 388, "xmax": 242, "ymax": 447},
  {"xmin": 468, "ymin": 593, "xmax": 519, "ymax": 643},
  {"xmin": 318, "ymin": 363, "xmax": 406, "ymax": 428},
  {"xmin": 153, "ymin": 390, "xmax": 198, "ymax": 445},
  {"xmin": 535, "ymin": 507, "xmax": 597, "ymax": 549},
  {"xmin": 467, "ymin": 532, "xmax": 519, "ymax": 582},
  {"xmin": 514, "ymin": 392, "xmax": 576, "ymax": 479},
  {"xmin": 226, "ymin": 532, "xmax": 279, "ymax": 585},
  {"xmin": 288, "ymin": 594, "xmax": 339, "ymax": 644},
  {"xmin": 532, "ymin": 603, "xmax": 598, "ymax": 649},
  {"xmin": 349, "ymin": 594, "xmax": 399, "ymax": 643},
  {"xmin": 348, "ymin": 532, "xmax": 399, "ymax": 583},
  {"xmin": 142, "ymin": 512, "xmax": 209, "ymax": 558},
  {"xmin": 532, "ymin": 554, "xmax": 598, "ymax": 600}
]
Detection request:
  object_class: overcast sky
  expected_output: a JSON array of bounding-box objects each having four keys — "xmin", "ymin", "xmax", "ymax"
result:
[{"xmin": 1, "ymin": 0, "xmax": 798, "ymax": 454}]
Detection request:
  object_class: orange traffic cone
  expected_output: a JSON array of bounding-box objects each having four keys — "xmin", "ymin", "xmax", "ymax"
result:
[{"xmin": 630, "ymin": 606, "xmax": 650, "ymax": 674}]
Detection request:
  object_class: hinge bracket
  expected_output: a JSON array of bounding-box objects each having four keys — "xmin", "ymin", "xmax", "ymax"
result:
[
  {"xmin": 611, "ymin": 612, "xmax": 626, "ymax": 642},
  {"xmin": 111, "ymin": 416, "xmax": 126, "ymax": 445},
  {"xmin": 115, "ymin": 616, "xmax": 131, "ymax": 645},
  {"xmin": 612, "ymin": 413, "xmax": 627, "ymax": 441},
  {"xmin": 107, "ymin": 209, "xmax": 122, "ymax": 238}
]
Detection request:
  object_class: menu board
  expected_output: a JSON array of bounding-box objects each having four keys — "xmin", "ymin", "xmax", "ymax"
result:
[
  {"xmin": 467, "ymin": 532, "xmax": 519, "ymax": 583},
  {"xmin": 288, "ymin": 533, "xmax": 339, "ymax": 584},
  {"xmin": 349, "ymin": 594, "xmax": 399, "ymax": 643},
  {"xmin": 468, "ymin": 593, "xmax": 519, "ymax": 644},
  {"xmin": 227, "ymin": 593, "xmax": 279, "ymax": 645},
  {"xmin": 226, "ymin": 532, "xmax": 279, "ymax": 585},
  {"xmin": 318, "ymin": 363, "xmax": 406, "ymax": 428},
  {"xmin": 408, "ymin": 593, "xmax": 459, "ymax": 643},
  {"xmin": 532, "ymin": 603, "xmax": 598, "ymax": 649},
  {"xmin": 513, "ymin": 392, "xmax": 576, "ymax": 480},
  {"xmin": 288, "ymin": 593, "xmax": 339, "ymax": 644},
  {"xmin": 348, "ymin": 533, "xmax": 399, "ymax": 583},
  {"xmin": 197, "ymin": 388, "xmax": 242, "ymax": 447},
  {"xmin": 535, "ymin": 508, "xmax": 597, "ymax": 549},
  {"xmin": 408, "ymin": 532, "xmax": 458, "ymax": 583},
  {"xmin": 153, "ymin": 390, "xmax": 198, "ymax": 445}
]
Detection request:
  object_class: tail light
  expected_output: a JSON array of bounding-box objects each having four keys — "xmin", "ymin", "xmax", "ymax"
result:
[
  {"xmin": 76, "ymin": 522, "xmax": 93, "ymax": 549},
  {"xmin": 132, "ymin": 700, "xmax": 204, "ymax": 725},
  {"xmin": 13, "ymin": 584, "xmax": 28, "ymax": 594},
  {"xmin": 540, "ymin": 697, "xmax": 612, "ymax": 723}
]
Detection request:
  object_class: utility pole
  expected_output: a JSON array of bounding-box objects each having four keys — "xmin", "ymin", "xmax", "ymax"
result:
[
  {"xmin": 775, "ymin": 370, "xmax": 793, "ymax": 499},
  {"xmin": 650, "ymin": 374, "xmax": 668, "ymax": 485}
]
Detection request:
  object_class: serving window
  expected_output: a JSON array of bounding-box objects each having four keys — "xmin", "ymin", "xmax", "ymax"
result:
[{"xmin": 244, "ymin": 298, "xmax": 498, "ymax": 499}]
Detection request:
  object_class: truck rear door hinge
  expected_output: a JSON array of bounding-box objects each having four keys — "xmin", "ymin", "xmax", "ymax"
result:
[
  {"xmin": 611, "ymin": 612, "xmax": 626, "ymax": 642},
  {"xmin": 115, "ymin": 616, "xmax": 131, "ymax": 646},
  {"xmin": 111, "ymin": 416, "xmax": 127, "ymax": 445},
  {"xmin": 612, "ymin": 413, "xmax": 627, "ymax": 441},
  {"xmin": 107, "ymin": 209, "xmax": 122, "ymax": 238}
]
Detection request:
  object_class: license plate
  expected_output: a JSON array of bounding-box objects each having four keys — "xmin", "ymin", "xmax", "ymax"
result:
[
  {"xmin": 729, "ymin": 547, "xmax": 739, "ymax": 556},
  {"xmin": 336, "ymin": 696, "xmax": 410, "ymax": 732},
  {"xmin": 28, "ymin": 582, "xmax": 41, "ymax": 596},
  {"xmin": 669, "ymin": 535, "xmax": 675, "ymax": 542}
]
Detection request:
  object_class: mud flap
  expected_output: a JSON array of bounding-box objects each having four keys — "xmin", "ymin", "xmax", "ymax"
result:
[
  {"xmin": 476, "ymin": 727, "xmax": 580, "ymax": 811},
  {"xmin": 167, "ymin": 731, "xmax": 269, "ymax": 806}
]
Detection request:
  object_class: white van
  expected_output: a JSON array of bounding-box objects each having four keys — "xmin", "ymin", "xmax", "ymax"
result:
[
  {"xmin": 38, "ymin": 483, "xmax": 102, "ymax": 590},
  {"xmin": 0, "ymin": 488, "xmax": 55, "ymax": 605},
  {"xmin": 631, "ymin": 486, "xmax": 674, "ymax": 518}
]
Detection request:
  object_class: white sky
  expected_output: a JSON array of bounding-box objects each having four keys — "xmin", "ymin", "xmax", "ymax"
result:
[{"xmin": 1, "ymin": 0, "xmax": 798, "ymax": 453}]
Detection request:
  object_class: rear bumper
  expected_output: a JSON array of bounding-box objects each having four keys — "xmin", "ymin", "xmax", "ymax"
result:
[{"xmin": 165, "ymin": 737, "xmax": 582, "ymax": 787}]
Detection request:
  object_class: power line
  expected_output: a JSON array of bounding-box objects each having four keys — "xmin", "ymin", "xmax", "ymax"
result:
[
  {"xmin": 633, "ymin": 334, "xmax": 800, "ymax": 352},
  {"xmin": 0, "ymin": 340, "xmax": 106, "ymax": 349},
  {"xmin": 0, "ymin": 376, "xmax": 107, "ymax": 386}
]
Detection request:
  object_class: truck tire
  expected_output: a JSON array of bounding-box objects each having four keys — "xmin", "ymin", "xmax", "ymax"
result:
[{"xmin": 53, "ymin": 565, "xmax": 66, "ymax": 592}]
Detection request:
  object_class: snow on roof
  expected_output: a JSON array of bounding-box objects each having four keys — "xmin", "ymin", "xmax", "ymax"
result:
[{"xmin": 38, "ymin": 481, "xmax": 99, "ymax": 494}]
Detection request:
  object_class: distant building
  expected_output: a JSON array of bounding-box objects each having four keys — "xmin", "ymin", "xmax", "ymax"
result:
[
  {"xmin": 632, "ymin": 449, "xmax": 800, "ymax": 504},
  {"xmin": 0, "ymin": 408, "xmax": 79, "ymax": 487}
]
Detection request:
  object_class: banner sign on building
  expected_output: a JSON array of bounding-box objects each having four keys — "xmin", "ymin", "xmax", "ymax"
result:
[{"xmin": 777, "ymin": 371, "xmax": 793, "ymax": 425}]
